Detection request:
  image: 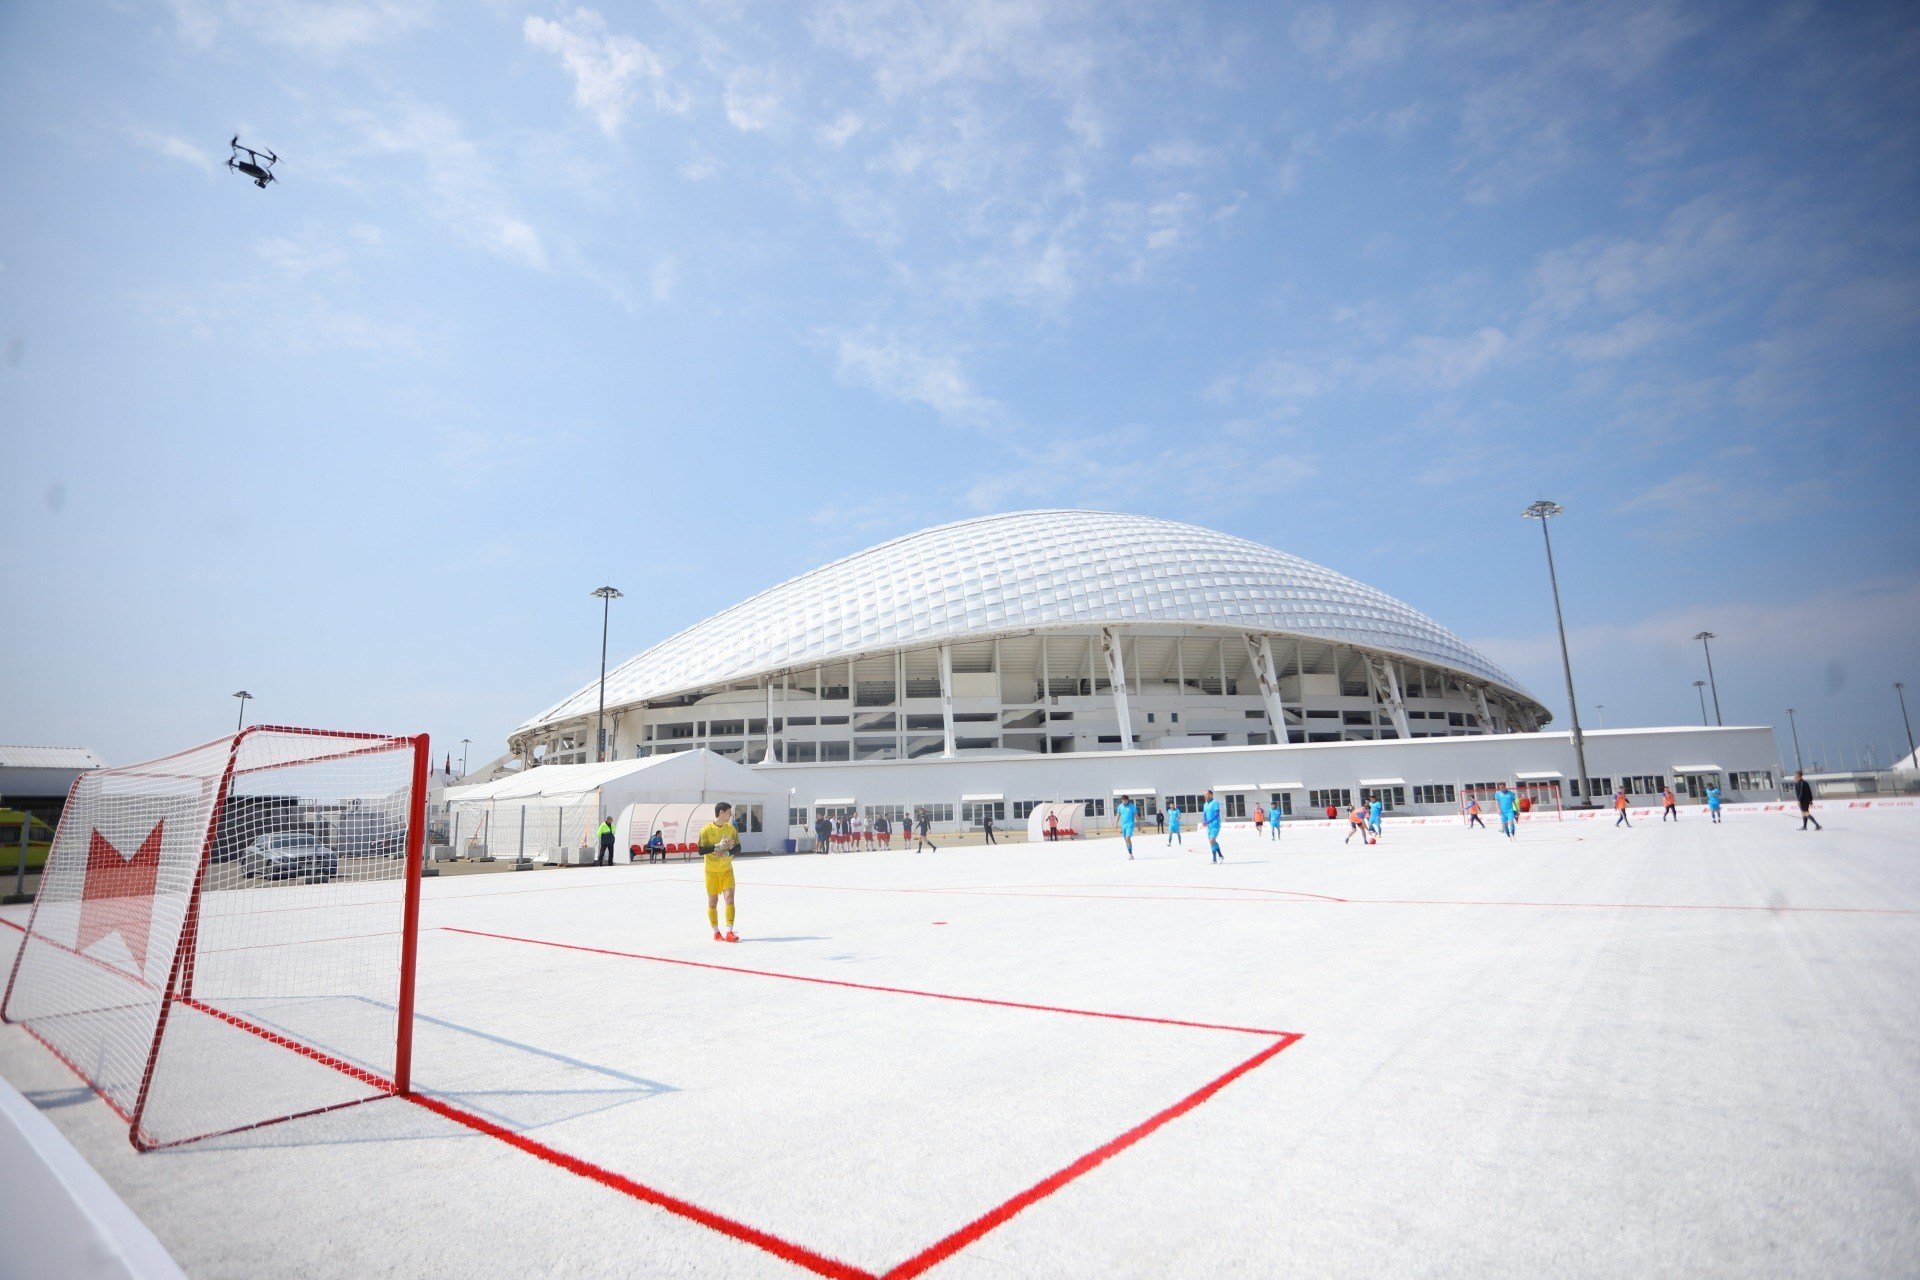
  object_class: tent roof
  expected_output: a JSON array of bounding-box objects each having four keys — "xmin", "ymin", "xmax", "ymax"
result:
[{"xmin": 446, "ymin": 750, "xmax": 782, "ymax": 805}]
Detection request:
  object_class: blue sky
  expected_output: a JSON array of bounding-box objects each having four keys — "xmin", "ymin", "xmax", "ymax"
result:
[{"xmin": 2, "ymin": 0, "xmax": 1916, "ymax": 771}]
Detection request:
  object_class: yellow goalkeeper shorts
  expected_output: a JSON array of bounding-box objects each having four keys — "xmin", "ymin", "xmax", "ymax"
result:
[{"xmin": 703, "ymin": 856, "xmax": 736, "ymax": 896}]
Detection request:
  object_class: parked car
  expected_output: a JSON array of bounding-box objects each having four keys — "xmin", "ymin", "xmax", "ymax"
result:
[{"xmin": 242, "ymin": 832, "xmax": 339, "ymax": 883}]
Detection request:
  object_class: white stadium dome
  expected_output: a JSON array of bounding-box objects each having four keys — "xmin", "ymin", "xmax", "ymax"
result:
[{"xmin": 514, "ymin": 511, "xmax": 1546, "ymax": 763}]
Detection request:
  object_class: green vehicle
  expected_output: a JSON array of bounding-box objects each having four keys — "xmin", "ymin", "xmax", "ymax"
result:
[{"xmin": 0, "ymin": 808, "xmax": 57, "ymax": 873}]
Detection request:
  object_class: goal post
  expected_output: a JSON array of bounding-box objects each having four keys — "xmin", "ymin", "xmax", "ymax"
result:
[{"xmin": 1, "ymin": 726, "xmax": 429, "ymax": 1150}]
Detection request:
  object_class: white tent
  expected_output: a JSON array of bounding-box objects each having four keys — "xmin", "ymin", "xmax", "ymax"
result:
[{"xmin": 445, "ymin": 751, "xmax": 787, "ymax": 863}]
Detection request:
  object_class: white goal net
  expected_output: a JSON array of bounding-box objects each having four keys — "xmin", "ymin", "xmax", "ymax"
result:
[{"xmin": 2, "ymin": 726, "xmax": 427, "ymax": 1150}]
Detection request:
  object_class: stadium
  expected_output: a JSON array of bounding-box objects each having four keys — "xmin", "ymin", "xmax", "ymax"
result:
[{"xmin": 507, "ymin": 510, "xmax": 1780, "ymax": 838}]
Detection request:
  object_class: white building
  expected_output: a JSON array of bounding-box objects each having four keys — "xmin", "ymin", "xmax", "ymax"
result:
[{"xmin": 510, "ymin": 511, "xmax": 1782, "ymax": 831}]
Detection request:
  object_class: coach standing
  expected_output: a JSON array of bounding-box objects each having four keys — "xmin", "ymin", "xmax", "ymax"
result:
[{"xmin": 1794, "ymin": 771, "xmax": 1822, "ymax": 831}]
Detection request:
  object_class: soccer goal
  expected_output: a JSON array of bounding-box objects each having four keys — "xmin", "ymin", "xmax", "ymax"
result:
[
  {"xmin": 1, "ymin": 726, "xmax": 428, "ymax": 1150},
  {"xmin": 1461, "ymin": 781, "xmax": 1564, "ymax": 824}
]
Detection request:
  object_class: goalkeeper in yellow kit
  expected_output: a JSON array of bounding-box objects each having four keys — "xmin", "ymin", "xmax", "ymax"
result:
[{"xmin": 699, "ymin": 801, "xmax": 741, "ymax": 943}]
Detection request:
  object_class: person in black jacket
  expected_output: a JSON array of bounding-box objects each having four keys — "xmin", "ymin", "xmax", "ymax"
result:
[
  {"xmin": 1794, "ymin": 771, "xmax": 1821, "ymax": 831},
  {"xmin": 982, "ymin": 812, "xmax": 996, "ymax": 845},
  {"xmin": 813, "ymin": 813, "xmax": 833, "ymax": 853}
]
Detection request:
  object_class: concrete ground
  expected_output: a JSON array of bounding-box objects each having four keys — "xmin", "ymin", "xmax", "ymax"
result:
[{"xmin": 2, "ymin": 807, "xmax": 1916, "ymax": 1278}]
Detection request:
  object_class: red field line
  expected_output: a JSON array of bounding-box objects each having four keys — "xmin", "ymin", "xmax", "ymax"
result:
[
  {"xmin": 406, "ymin": 1092, "xmax": 872, "ymax": 1280},
  {"xmin": 724, "ymin": 879, "xmax": 1328, "ymax": 908},
  {"xmin": 880, "ymin": 1032, "xmax": 1299, "ymax": 1280},
  {"xmin": 442, "ymin": 925, "xmax": 1291, "ymax": 1036}
]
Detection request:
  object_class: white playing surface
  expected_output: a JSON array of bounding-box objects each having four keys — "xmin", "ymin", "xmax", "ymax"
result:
[{"xmin": 4, "ymin": 806, "xmax": 1917, "ymax": 1278}]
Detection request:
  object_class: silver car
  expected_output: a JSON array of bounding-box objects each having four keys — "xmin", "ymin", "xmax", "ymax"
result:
[{"xmin": 242, "ymin": 832, "xmax": 339, "ymax": 883}]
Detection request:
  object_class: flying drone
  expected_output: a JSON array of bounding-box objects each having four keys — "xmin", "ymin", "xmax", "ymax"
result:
[{"xmin": 227, "ymin": 136, "xmax": 278, "ymax": 189}]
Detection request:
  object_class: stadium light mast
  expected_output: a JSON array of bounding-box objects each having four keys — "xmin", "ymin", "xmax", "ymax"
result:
[
  {"xmin": 1786, "ymin": 707, "xmax": 1804, "ymax": 774},
  {"xmin": 1897, "ymin": 683, "xmax": 1916, "ymax": 769},
  {"xmin": 1522, "ymin": 500, "xmax": 1594, "ymax": 807},
  {"xmin": 1692, "ymin": 680, "xmax": 1709, "ymax": 727},
  {"xmin": 232, "ymin": 690, "xmax": 252, "ymax": 732},
  {"xmin": 1692, "ymin": 631, "xmax": 1723, "ymax": 726},
  {"xmin": 591, "ymin": 586, "xmax": 623, "ymax": 763},
  {"xmin": 1595, "ymin": 704, "xmax": 1604, "ymax": 728},
  {"xmin": 460, "ymin": 738, "xmax": 472, "ymax": 776}
]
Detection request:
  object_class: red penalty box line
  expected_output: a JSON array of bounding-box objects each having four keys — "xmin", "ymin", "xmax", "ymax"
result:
[{"xmin": 434, "ymin": 925, "xmax": 1302, "ymax": 1280}]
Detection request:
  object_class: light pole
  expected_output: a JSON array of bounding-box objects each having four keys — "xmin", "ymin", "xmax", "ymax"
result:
[
  {"xmin": 591, "ymin": 586, "xmax": 623, "ymax": 763},
  {"xmin": 1522, "ymin": 500, "xmax": 1594, "ymax": 806},
  {"xmin": 1786, "ymin": 707, "xmax": 1804, "ymax": 774},
  {"xmin": 1897, "ymin": 682, "xmax": 1916, "ymax": 768},
  {"xmin": 1595, "ymin": 704, "xmax": 1605, "ymax": 729},
  {"xmin": 1692, "ymin": 680, "xmax": 1709, "ymax": 726},
  {"xmin": 460, "ymin": 738, "xmax": 472, "ymax": 776},
  {"xmin": 1692, "ymin": 631, "xmax": 1722, "ymax": 726},
  {"xmin": 232, "ymin": 690, "xmax": 252, "ymax": 732}
]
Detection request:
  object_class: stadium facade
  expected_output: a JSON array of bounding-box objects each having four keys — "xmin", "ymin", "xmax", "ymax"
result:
[{"xmin": 510, "ymin": 511, "xmax": 1781, "ymax": 830}]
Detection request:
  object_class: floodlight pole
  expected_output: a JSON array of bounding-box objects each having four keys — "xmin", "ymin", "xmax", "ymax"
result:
[
  {"xmin": 1787, "ymin": 707, "xmax": 1804, "ymax": 775},
  {"xmin": 1595, "ymin": 704, "xmax": 1604, "ymax": 729},
  {"xmin": 1692, "ymin": 631, "xmax": 1722, "ymax": 726},
  {"xmin": 1897, "ymin": 683, "xmax": 1916, "ymax": 769},
  {"xmin": 232, "ymin": 690, "xmax": 252, "ymax": 733},
  {"xmin": 460, "ymin": 738, "xmax": 472, "ymax": 776},
  {"xmin": 1522, "ymin": 500, "xmax": 1594, "ymax": 807},
  {"xmin": 591, "ymin": 586, "xmax": 623, "ymax": 763},
  {"xmin": 1693, "ymin": 680, "xmax": 1709, "ymax": 727}
]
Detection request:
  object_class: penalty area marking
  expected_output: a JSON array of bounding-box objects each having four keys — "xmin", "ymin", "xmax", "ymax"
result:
[{"xmin": 428, "ymin": 925, "xmax": 1301, "ymax": 1279}]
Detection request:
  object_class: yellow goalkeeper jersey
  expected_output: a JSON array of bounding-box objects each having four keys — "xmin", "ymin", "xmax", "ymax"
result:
[{"xmin": 697, "ymin": 821, "xmax": 739, "ymax": 859}]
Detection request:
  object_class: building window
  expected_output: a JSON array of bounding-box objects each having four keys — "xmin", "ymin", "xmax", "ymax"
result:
[
  {"xmin": 1223, "ymin": 794, "xmax": 1247, "ymax": 819},
  {"xmin": 1267, "ymin": 792, "xmax": 1294, "ymax": 817},
  {"xmin": 1359, "ymin": 786, "xmax": 1405, "ymax": 809},
  {"xmin": 1620, "ymin": 774, "xmax": 1665, "ymax": 795},
  {"xmin": 1309, "ymin": 788, "xmax": 1353, "ymax": 811},
  {"xmin": 1729, "ymin": 771, "xmax": 1772, "ymax": 791},
  {"xmin": 1412, "ymin": 784, "xmax": 1456, "ymax": 806},
  {"xmin": 960, "ymin": 801, "xmax": 1006, "ymax": 823}
]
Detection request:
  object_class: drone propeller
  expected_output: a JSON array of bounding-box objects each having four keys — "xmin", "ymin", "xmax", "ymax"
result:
[
  {"xmin": 264, "ymin": 150, "xmax": 278, "ymax": 165},
  {"xmin": 230, "ymin": 134, "xmax": 240, "ymax": 150}
]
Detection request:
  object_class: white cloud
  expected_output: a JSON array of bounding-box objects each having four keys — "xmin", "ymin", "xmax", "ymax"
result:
[
  {"xmin": 722, "ymin": 66, "xmax": 783, "ymax": 132},
  {"xmin": 524, "ymin": 7, "xmax": 683, "ymax": 136},
  {"xmin": 650, "ymin": 254, "xmax": 677, "ymax": 303},
  {"xmin": 830, "ymin": 329, "xmax": 1000, "ymax": 428},
  {"xmin": 231, "ymin": 0, "xmax": 434, "ymax": 58},
  {"xmin": 818, "ymin": 109, "xmax": 864, "ymax": 148},
  {"xmin": 345, "ymin": 103, "xmax": 548, "ymax": 270},
  {"xmin": 131, "ymin": 128, "xmax": 215, "ymax": 175}
]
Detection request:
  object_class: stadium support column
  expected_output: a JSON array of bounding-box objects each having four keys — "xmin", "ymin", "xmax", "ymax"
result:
[
  {"xmin": 1101, "ymin": 628, "xmax": 1136, "ymax": 750},
  {"xmin": 761, "ymin": 679, "xmax": 776, "ymax": 764},
  {"xmin": 939, "ymin": 644, "xmax": 957, "ymax": 758},
  {"xmin": 1473, "ymin": 685, "xmax": 1494, "ymax": 733},
  {"xmin": 1244, "ymin": 634, "xmax": 1288, "ymax": 745},
  {"xmin": 1364, "ymin": 655, "xmax": 1411, "ymax": 739}
]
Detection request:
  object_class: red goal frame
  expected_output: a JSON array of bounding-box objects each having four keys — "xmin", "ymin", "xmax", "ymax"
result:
[{"xmin": 1, "ymin": 725, "xmax": 430, "ymax": 1150}]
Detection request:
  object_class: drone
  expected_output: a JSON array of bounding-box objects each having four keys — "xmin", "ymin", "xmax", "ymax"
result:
[{"xmin": 227, "ymin": 136, "xmax": 278, "ymax": 189}]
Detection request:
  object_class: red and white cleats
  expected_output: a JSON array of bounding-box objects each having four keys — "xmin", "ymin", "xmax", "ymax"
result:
[
  {"xmin": 713, "ymin": 930, "xmax": 724, "ymax": 942},
  {"xmin": 723, "ymin": 931, "xmax": 739, "ymax": 943}
]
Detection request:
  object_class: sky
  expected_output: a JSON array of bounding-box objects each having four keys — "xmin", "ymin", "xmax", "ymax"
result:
[{"xmin": 2, "ymin": 0, "xmax": 1917, "ymax": 773}]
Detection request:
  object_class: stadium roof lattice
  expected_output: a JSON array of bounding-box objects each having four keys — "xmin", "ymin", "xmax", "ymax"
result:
[{"xmin": 519, "ymin": 510, "xmax": 1539, "ymax": 735}]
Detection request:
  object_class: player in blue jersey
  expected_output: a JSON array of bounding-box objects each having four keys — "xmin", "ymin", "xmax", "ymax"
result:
[
  {"xmin": 1495, "ymin": 785, "xmax": 1519, "ymax": 838},
  {"xmin": 1706, "ymin": 784, "xmax": 1722, "ymax": 824},
  {"xmin": 1166, "ymin": 804, "xmax": 1183, "ymax": 846},
  {"xmin": 1367, "ymin": 796, "xmax": 1384, "ymax": 840},
  {"xmin": 1202, "ymin": 789, "xmax": 1224, "ymax": 863},
  {"xmin": 1116, "ymin": 795, "xmax": 1138, "ymax": 859}
]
